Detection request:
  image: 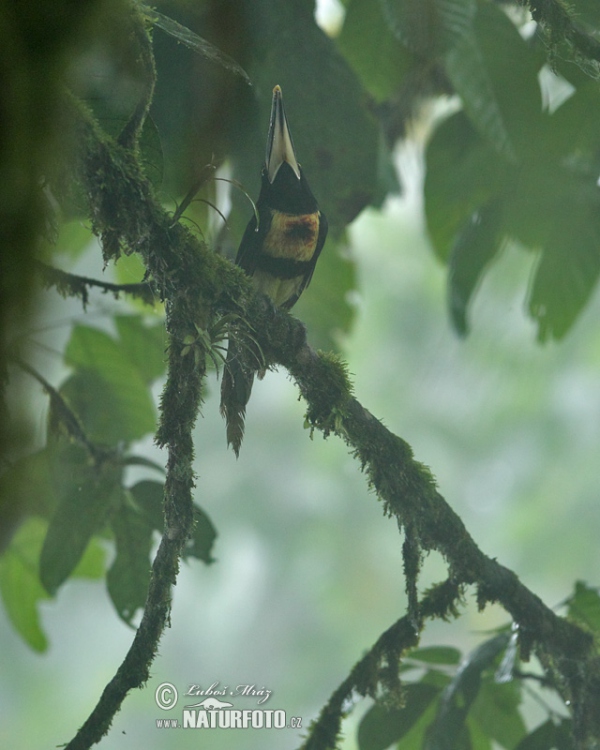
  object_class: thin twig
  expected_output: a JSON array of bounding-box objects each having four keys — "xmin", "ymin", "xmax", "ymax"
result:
[
  {"xmin": 13, "ymin": 356, "xmax": 105, "ymax": 463},
  {"xmin": 36, "ymin": 260, "xmax": 156, "ymax": 307}
]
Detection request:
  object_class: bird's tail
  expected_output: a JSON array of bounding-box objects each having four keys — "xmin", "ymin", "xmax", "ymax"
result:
[{"xmin": 220, "ymin": 340, "xmax": 255, "ymax": 457}]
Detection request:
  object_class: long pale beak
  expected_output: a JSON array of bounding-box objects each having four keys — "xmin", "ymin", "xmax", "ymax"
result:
[{"xmin": 265, "ymin": 85, "xmax": 301, "ymax": 183}]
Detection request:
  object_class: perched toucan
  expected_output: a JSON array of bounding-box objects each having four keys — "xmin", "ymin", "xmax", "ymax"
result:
[{"xmin": 221, "ymin": 85, "xmax": 328, "ymax": 456}]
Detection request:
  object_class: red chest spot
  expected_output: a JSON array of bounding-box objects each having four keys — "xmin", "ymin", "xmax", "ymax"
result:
[
  {"xmin": 284, "ymin": 216, "xmax": 318, "ymax": 243},
  {"xmin": 265, "ymin": 212, "xmax": 320, "ymax": 260}
]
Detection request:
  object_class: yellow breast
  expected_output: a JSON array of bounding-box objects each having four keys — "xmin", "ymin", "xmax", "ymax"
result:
[{"xmin": 263, "ymin": 211, "xmax": 320, "ymax": 261}]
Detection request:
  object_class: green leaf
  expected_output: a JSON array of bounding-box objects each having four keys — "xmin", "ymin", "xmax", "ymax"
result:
[
  {"xmin": 526, "ymin": 184, "xmax": 600, "ymax": 341},
  {"xmin": 129, "ymin": 480, "xmax": 164, "ymax": 531},
  {"xmin": 380, "ymin": 0, "xmax": 476, "ymax": 58},
  {"xmin": 107, "ymin": 492, "xmax": 153, "ymax": 624},
  {"xmin": 123, "ymin": 455, "xmax": 165, "ymax": 474},
  {"xmin": 40, "ymin": 464, "xmax": 121, "ymax": 595},
  {"xmin": 447, "ymin": 201, "xmax": 504, "ymax": 335},
  {"xmin": 424, "ymin": 111, "xmax": 511, "ymax": 260},
  {"xmin": 424, "ymin": 634, "xmax": 510, "ymax": 750},
  {"xmin": 397, "ymin": 699, "xmax": 443, "ymax": 750},
  {"xmin": 408, "ymin": 646, "xmax": 462, "ymax": 665},
  {"xmin": 0, "ymin": 518, "xmax": 51, "ymax": 652},
  {"xmin": 184, "ymin": 506, "xmax": 217, "ymax": 564},
  {"xmin": 514, "ymin": 719, "xmax": 574, "ymax": 750},
  {"xmin": 0, "ymin": 446, "xmax": 63, "ymax": 546},
  {"xmin": 62, "ymin": 324, "xmax": 157, "ymax": 443},
  {"xmin": 72, "ymin": 536, "xmax": 107, "ymax": 579},
  {"xmin": 358, "ymin": 683, "xmax": 440, "ymax": 750},
  {"xmin": 59, "ymin": 369, "xmax": 155, "ymax": 445},
  {"xmin": 445, "ymin": 31, "xmax": 513, "ymax": 160},
  {"xmin": 467, "ymin": 715, "xmax": 493, "ymax": 750},
  {"xmin": 566, "ymin": 581, "xmax": 600, "ymax": 635},
  {"xmin": 144, "ymin": 7, "xmax": 251, "ymax": 85},
  {"xmin": 537, "ymin": 82, "xmax": 600, "ymax": 165},
  {"xmin": 444, "ymin": 3, "xmax": 541, "ymax": 159},
  {"xmin": 470, "ymin": 680, "xmax": 526, "ymax": 749},
  {"xmin": 129, "ymin": 481, "xmax": 216, "ymax": 564},
  {"xmin": 114, "ymin": 316, "xmax": 167, "ymax": 384},
  {"xmin": 338, "ymin": 0, "xmax": 413, "ymax": 103}
]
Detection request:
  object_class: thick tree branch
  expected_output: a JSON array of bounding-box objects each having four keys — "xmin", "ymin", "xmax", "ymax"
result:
[{"xmin": 242, "ymin": 294, "xmax": 600, "ymax": 746}]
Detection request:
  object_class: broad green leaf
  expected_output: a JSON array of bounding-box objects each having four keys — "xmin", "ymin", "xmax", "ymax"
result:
[
  {"xmin": 538, "ymin": 80, "xmax": 600, "ymax": 168},
  {"xmin": 60, "ymin": 369, "xmax": 155, "ymax": 445},
  {"xmin": 397, "ymin": 699, "xmax": 442, "ymax": 750},
  {"xmin": 72, "ymin": 536, "xmax": 107, "ymax": 579},
  {"xmin": 514, "ymin": 721, "xmax": 555, "ymax": 750},
  {"xmin": 445, "ymin": 32, "xmax": 513, "ymax": 160},
  {"xmin": 114, "ymin": 315, "xmax": 167, "ymax": 384},
  {"xmin": 447, "ymin": 201, "xmax": 504, "ymax": 335},
  {"xmin": 62, "ymin": 324, "xmax": 157, "ymax": 443},
  {"xmin": 408, "ymin": 646, "xmax": 462, "ymax": 665},
  {"xmin": 526, "ymin": 184, "xmax": 600, "ymax": 341},
  {"xmin": 107, "ymin": 493, "xmax": 153, "ymax": 624},
  {"xmin": 123, "ymin": 455, "xmax": 165, "ymax": 474},
  {"xmin": 0, "ymin": 446, "xmax": 63, "ymax": 540},
  {"xmin": 184, "ymin": 506, "xmax": 217, "ymax": 564},
  {"xmin": 445, "ymin": 3, "xmax": 541, "ymax": 159},
  {"xmin": 380, "ymin": 0, "xmax": 476, "ymax": 58},
  {"xmin": 129, "ymin": 480, "xmax": 164, "ymax": 531},
  {"xmin": 338, "ymin": 0, "xmax": 413, "ymax": 103},
  {"xmin": 424, "ymin": 634, "xmax": 509, "ymax": 750},
  {"xmin": 424, "ymin": 111, "xmax": 512, "ymax": 260},
  {"xmin": 358, "ymin": 683, "xmax": 440, "ymax": 750},
  {"xmin": 555, "ymin": 719, "xmax": 575, "ymax": 750},
  {"xmin": 129, "ymin": 481, "xmax": 216, "ymax": 564},
  {"xmin": 471, "ymin": 5, "xmax": 542, "ymax": 153},
  {"xmin": 0, "ymin": 518, "xmax": 51, "ymax": 652},
  {"xmin": 566, "ymin": 581, "xmax": 600, "ymax": 635},
  {"xmin": 470, "ymin": 680, "xmax": 526, "ymax": 749},
  {"xmin": 421, "ymin": 669, "xmax": 453, "ymax": 690},
  {"xmin": 144, "ymin": 7, "xmax": 251, "ymax": 85},
  {"xmin": 467, "ymin": 715, "xmax": 493, "ymax": 750},
  {"xmin": 514, "ymin": 719, "xmax": 574, "ymax": 750},
  {"xmin": 40, "ymin": 464, "xmax": 121, "ymax": 595}
]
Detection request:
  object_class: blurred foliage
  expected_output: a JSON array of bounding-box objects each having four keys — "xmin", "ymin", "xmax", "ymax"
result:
[{"xmin": 2, "ymin": 0, "xmax": 600, "ymax": 747}]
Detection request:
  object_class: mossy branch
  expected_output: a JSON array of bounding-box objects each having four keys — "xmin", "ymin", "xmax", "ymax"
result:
[
  {"xmin": 521, "ymin": 0, "xmax": 600, "ymax": 67},
  {"xmin": 242, "ymin": 295, "xmax": 600, "ymax": 747},
  {"xmin": 301, "ymin": 579, "xmax": 462, "ymax": 750}
]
